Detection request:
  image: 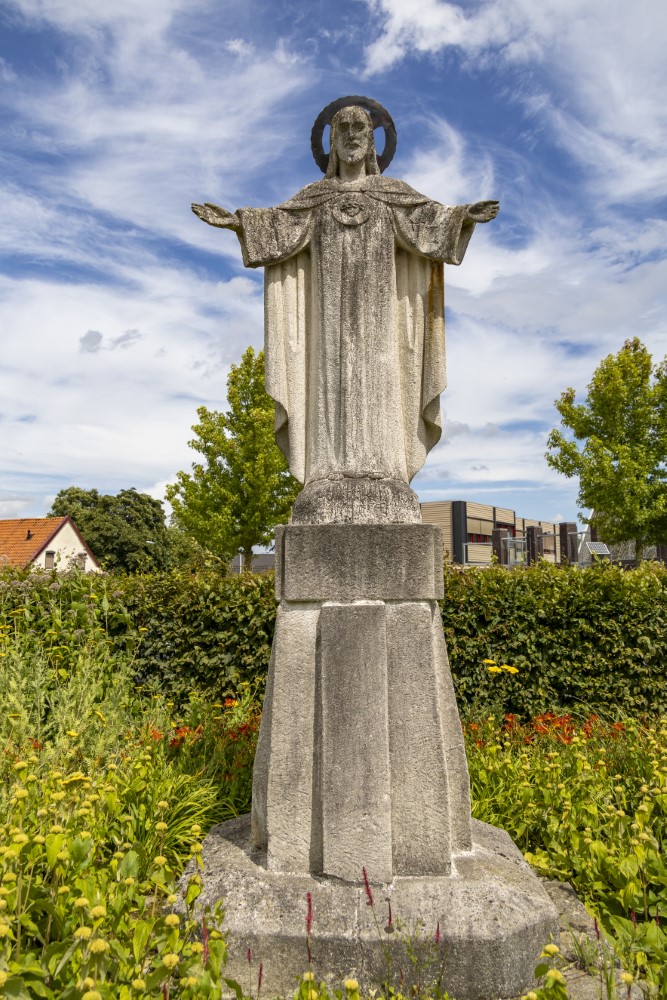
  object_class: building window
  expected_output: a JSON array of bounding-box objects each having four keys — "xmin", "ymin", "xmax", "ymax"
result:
[{"xmin": 45, "ymin": 551, "xmax": 55, "ymax": 570}]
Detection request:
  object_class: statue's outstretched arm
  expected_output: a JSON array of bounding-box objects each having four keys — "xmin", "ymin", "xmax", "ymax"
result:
[
  {"xmin": 192, "ymin": 202, "xmax": 243, "ymax": 233},
  {"xmin": 465, "ymin": 200, "xmax": 499, "ymax": 223}
]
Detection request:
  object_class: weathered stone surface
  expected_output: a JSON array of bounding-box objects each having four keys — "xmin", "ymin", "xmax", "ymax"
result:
[
  {"xmin": 191, "ymin": 815, "xmax": 558, "ymax": 1000},
  {"xmin": 291, "ymin": 476, "xmax": 422, "ymax": 525},
  {"xmin": 193, "ymin": 104, "xmax": 498, "ymax": 500},
  {"xmin": 251, "ymin": 604, "xmax": 318, "ymax": 872},
  {"xmin": 275, "ymin": 523, "xmax": 444, "ymax": 601},
  {"xmin": 250, "ymin": 593, "xmax": 469, "ymax": 878},
  {"xmin": 386, "ymin": 601, "xmax": 465, "ymax": 873},
  {"xmin": 319, "ymin": 604, "xmax": 393, "ymax": 883}
]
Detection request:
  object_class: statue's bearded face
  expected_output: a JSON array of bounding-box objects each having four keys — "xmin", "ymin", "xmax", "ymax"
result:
[{"xmin": 332, "ymin": 107, "xmax": 373, "ymax": 166}]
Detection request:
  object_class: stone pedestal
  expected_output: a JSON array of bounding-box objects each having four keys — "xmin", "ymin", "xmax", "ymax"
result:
[
  {"xmin": 252, "ymin": 523, "xmax": 472, "ymax": 882},
  {"xmin": 198, "ymin": 522, "xmax": 558, "ymax": 998}
]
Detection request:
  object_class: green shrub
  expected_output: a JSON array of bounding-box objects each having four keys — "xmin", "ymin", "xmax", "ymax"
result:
[
  {"xmin": 440, "ymin": 559, "xmax": 667, "ymax": 719},
  {"xmin": 5, "ymin": 558, "xmax": 667, "ymax": 718},
  {"xmin": 114, "ymin": 570, "xmax": 276, "ymax": 704},
  {"xmin": 466, "ymin": 712, "xmax": 667, "ymax": 993}
]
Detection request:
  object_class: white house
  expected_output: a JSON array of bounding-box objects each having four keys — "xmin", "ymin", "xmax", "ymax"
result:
[{"xmin": 0, "ymin": 516, "xmax": 101, "ymax": 573}]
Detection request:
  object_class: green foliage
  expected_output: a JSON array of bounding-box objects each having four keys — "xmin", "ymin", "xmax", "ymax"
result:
[
  {"xmin": 8, "ymin": 558, "xmax": 667, "ymax": 719},
  {"xmin": 49, "ymin": 487, "xmax": 171, "ymax": 573},
  {"xmin": 0, "ymin": 575, "xmax": 262, "ymax": 998},
  {"xmin": 165, "ymin": 347, "xmax": 301, "ymax": 565},
  {"xmin": 115, "ymin": 569, "xmax": 277, "ymax": 704},
  {"xmin": 546, "ymin": 338, "xmax": 667, "ymax": 558},
  {"xmin": 439, "ymin": 559, "xmax": 667, "ymax": 719},
  {"xmin": 466, "ymin": 714, "xmax": 667, "ymax": 993},
  {"xmin": 0, "ymin": 741, "xmax": 227, "ymax": 999}
]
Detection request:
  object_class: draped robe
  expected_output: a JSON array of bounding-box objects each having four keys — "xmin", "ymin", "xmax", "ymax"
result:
[{"xmin": 237, "ymin": 174, "xmax": 476, "ymax": 486}]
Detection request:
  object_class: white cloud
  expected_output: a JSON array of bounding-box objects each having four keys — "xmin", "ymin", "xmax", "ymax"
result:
[{"xmin": 363, "ymin": 0, "xmax": 667, "ymax": 204}]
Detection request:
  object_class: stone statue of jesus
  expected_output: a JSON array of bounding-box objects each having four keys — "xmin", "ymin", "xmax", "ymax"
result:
[{"xmin": 193, "ymin": 102, "xmax": 498, "ymax": 520}]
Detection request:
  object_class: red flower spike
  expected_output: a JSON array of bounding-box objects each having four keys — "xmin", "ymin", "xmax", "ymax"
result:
[
  {"xmin": 362, "ymin": 867, "xmax": 374, "ymax": 908},
  {"xmin": 306, "ymin": 891, "xmax": 313, "ymax": 936}
]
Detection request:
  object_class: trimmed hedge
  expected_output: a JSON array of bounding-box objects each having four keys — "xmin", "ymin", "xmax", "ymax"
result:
[
  {"xmin": 439, "ymin": 559, "xmax": 667, "ymax": 718},
  {"xmin": 3, "ymin": 560, "xmax": 667, "ymax": 716}
]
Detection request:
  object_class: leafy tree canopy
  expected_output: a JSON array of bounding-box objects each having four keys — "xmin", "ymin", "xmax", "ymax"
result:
[
  {"xmin": 165, "ymin": 346, "xmax": 301, "ymax": 566},
  {"xmin": 546, "ymin": 337, "xmax": 667, "ymax": 559},
  {"xmin": 49, "ymin": 486, "xmax": 171, "ymax": 573}
]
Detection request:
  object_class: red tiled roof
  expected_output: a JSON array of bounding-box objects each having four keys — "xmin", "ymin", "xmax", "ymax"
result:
[{"xmin": 0, "ymin": 517, "xmax": 68, "ymax": 568}]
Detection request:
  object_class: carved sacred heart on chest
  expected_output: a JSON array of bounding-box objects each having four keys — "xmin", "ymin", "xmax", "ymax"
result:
[{"xmin": 332, "ymin": 192, "xmax": 372, "ymax": 227}]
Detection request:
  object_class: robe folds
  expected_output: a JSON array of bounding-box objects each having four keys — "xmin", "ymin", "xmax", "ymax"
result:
[{"xmin": 237, "ymin": 174, "xmax": 476, "ymax": 486}]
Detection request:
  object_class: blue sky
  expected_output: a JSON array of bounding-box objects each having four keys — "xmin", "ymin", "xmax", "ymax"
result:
[{"xmin": 1, "ymin": 0, "xmax": 666, "ymax": 526}]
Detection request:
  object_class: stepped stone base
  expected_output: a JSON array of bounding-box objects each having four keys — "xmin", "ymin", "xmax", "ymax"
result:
[
  {"xmin": 195, "ymin": 520, "xmax": 559, "ymax": 998},
  {"xmin": 194, "ymin": 814, "xmax": 558, "ymax": 1000}
]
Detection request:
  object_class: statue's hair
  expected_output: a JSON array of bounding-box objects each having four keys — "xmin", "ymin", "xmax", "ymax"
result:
[{"xmin": 326, "ymin": 106, "xmax": 380, "ymax": 179}]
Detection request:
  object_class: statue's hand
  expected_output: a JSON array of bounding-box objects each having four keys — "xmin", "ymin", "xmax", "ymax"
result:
[
  {"xmin": 466, "ymin": 200, "xmax": 500, "ymax": 223},
  {"xmin": 192, "ymin": 202, "xmax": 242, "ymax": 231}
]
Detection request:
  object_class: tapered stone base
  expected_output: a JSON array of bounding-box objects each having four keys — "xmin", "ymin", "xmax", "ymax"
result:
[
  {"xmin": 196, "ymin": 522, "xmax": 558, "ymax": 998},
  {"xmin": 193, "ymin": 814, "xmax": 558, "ymax": 1000}
]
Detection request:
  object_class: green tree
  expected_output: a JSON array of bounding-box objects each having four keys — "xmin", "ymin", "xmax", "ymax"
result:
[
  {"xmin": 165, "ymin": 346, "xmax": 300, "ymax": 568},
  {"xmin": 49, "ymin": 486, "xmax": 170, "ymax": 572},
  {"xmin": 546, "ymin": 337, "xmax": 667, "ymax": 560}
]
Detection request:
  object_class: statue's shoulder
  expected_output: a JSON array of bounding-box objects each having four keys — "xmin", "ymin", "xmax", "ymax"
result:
[
  {"xmin": 278, "ymin": 179, "xmax": 337, "ymax": 211},
  {"xmin": 365, "ymin": 175, "xmax": 432, "ymax": 205}
]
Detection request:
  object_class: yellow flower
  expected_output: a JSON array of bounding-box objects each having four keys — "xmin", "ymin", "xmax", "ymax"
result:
[
  {"xmin": 89, "ymin": 938, "xmax": 110, "ymax": 954},
  {"xmin": 58, "ymin": 885, "xmax": 70, "ymax": 895},
  {"xmin": 545, "ymin": 969, "xmax": 565, "ymax": 984},
  {"xmin": 74, "ymin": 896, "xmax": 90, "ymax": 909},
  {"xmin": 157, "ymin": 800, "xmax": 169, "ymax": 810},
  {"xmin": 156, "ymin": 821, "xmax": 168, "ymax": 832},
  {"xmin": 81, "ymin": 978, "xmax": 95, "ymax": 990},
  {"xmin": 621, "ymin": 972, "xmax": 634, "ymax": 985},
  {"xmin": 132, "ymin": 979, "xmax": 146, "ymax": 990},
  {"xmin": 186, "ymin": 977, "xmax": 199, "ymax": 987},
  {"xmin": 501, "ymin": 665, "xmax": 519, "ymax": 674},
  {"xmin": 154, "ymin": 855, "xmax": 167, "ymax": 866},
  {"xmin": 13, "ymin": 788, "xmax": 29, "ymax": 800},
  {"xmin": 75, "ymin": 926, "xmax": 93, "ymax": 940},
  {"xmin": 0, "ymin": 971, "xmax": 8, "ymax": 987},
  {"xmin": 302, "ymin": 972, "xmax": 315, "ymax": 982},
  {"xmin": 344, "ymin": 979, "xmax": 359, "ymax": 991},
  {"xmin": 90, "ymin": 905, "xmax": 106, "ymax": 919},
  {"xmin": 0, "ymin": 922, "xmax": 12, "ymax": 937},
  {"xmin": 541, "ymin": 943, "xmax": 560, "ymax": 957},
  {"xmin": 167, "ymin": 893, "xmax": 177, "ymax": 904},
  {"xmin": 50, "ymin": 791, "xmax": 65, "ymax": 802},
  {"xmin": 482, "ymin": 658, "xmax": 496, "ymax": 664},
  {"xmin": 123, "ymin": 877, "xmax": 135, "ymax": 886},
  {"xmin": 190, "ymin": 942, "xmax": 204, "ymax": 954},
  {"xmin": 521, "ymin": 993, "xmax": 538, "ymax": 1000},
  {"xmin": 66, "ymin": 730, "xmax": 79, "ymax": 738},
  {"xmin": 162, "ymin": 953, "xmax": 179, "ymax": 970},
  {"xmin": 165, "ymin": 913, "xmax": 180, "ymax": 927},
  {"xmin": 12, "ymin": 833, "xmax": 28, "ymax": 845},
  {"xmin": 13, "ymin": 761, "xmax": 28, "ymax": 771},
  {"xmin": 191, "ymin": 824, "xmax": 201, "ymax": 835},
  {"xmin": 307, "ymin": 990, "xmax": 318, "ymax": 1000},
  {"xmin": 487, "ymin": 666, "xmax": 503, "ymax": 674},
  {"xmin": 82, "ymin": 992, "xmax": 102, "ymax": 1000}
]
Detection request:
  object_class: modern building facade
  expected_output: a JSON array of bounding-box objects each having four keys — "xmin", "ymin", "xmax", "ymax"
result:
[{"xmin": 420, "ymin": 500, "xmax": 563, "ymax": 566}]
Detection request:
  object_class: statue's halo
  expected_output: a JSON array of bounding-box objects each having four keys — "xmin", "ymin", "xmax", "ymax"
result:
[{"xmin": 311, "ymin": 96, "xmax": 397, "ymax": 174}]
